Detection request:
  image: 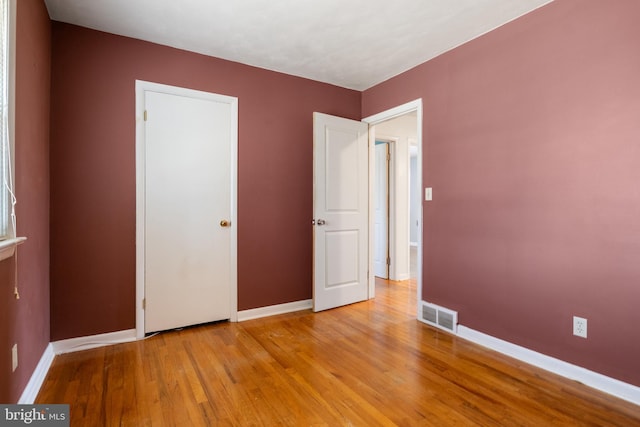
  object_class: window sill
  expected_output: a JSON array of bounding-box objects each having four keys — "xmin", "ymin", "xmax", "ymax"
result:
[{"xmin": 0, "ymin": 236, "xmax": 27, "ymax": 262}]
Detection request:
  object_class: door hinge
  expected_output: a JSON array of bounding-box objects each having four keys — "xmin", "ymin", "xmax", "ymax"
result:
[
  {"xmin": 144, "ymin": 110, "xmax": 148, "ymax": 121},
  {"xmin": 386, "ymin": 152, "xmax": 390, "ymax": 161},
  {"xmin": 142, "ymin": 298, "xmax": 146, "ymax": 310},
  {"xmin": 386, "ymin": 256, "xmax": 391, "ymax": 266}
]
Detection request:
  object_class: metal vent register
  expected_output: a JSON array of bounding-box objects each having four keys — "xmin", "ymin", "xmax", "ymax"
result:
[{"xmin": 420, "ymin": 302, "xmax": 458, "ymax": 334}]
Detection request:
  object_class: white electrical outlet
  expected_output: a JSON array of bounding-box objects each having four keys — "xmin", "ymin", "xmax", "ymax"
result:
[
  {"xmin": 12, "ymin": 343, "xmax": 18, "ymax": 372},
  {"xmin": 573, "ymin": 316, "xmax": 587, "ymax": 338}
]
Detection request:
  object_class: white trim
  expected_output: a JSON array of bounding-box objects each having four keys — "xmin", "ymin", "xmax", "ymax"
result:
[
  {"xmin": 51, "ymin": 329, "xmax": 137, "ymax": 355},
  {"xmin": 237, "ymin": 299, "xmax": 312, "ymax": 322},
  {"xmin": 135, "ymin": 80, "xmax": 239, "ymax": 339},
  {"xmin": 366, "ymin": 123, "xmax": 376, "ymax": 297},
  {"xmin": 363, "ymin": 99, "xmax": 423, "ymax": 312},
  {"xmin": 363, "ymin": 100, "xmax": 423, "ymax": 125},
  {"xmin": 18, "ymin": 330, "xmax": 138, "ymax": 403},
  {"xmin": 18, "ymin": 344, "xmax": 54, "ymax": 404},
  {"xmin": 135, "ymin": 81, "xmax": 145, "ymax": 338},
  {"xmin": 0, "ymin": 235, "xmax": 24, "ymax": 261},
  {"xmin": 457, "ymin": 325, "xmax": 640, "ymax": 406}
]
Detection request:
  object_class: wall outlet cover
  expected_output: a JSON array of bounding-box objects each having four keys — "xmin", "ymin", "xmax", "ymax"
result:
[
  {"xmin": 12, "ymin": 343, "xmax": 18, "ymax": 372},
  {"xmin": 573, "ymin": 316, "xmax": 587, "ymax": 338}
]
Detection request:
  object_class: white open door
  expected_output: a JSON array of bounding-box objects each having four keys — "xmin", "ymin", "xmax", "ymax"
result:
[
  {"xmin": 138, "ymin": 82, "xmax": 237, "ymax": 334},
  {"xmin": 374, "ymin": 142, "xmax": 389, "ymax": 279},
  {"xmin": 313, "ymin": 113, "xmax": 369, "ymax": 312}
]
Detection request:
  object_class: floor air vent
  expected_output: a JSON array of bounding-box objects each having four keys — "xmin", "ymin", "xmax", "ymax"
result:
[{"xmin": 419, "ymin": 302, "xmax": 458, "ymax": 334}]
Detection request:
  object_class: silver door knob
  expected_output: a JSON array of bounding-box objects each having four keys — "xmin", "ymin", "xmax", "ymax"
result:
[{"xmin": 316, "ymin": 219, "xmax": 326, "ymax": 226}]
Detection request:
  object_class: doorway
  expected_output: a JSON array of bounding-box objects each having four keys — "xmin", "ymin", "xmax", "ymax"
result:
[{"xmin": 364, "ymin": 99, "xmax": 423, "ymax": 308}]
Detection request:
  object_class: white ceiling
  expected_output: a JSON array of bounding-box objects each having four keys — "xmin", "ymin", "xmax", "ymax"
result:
[{"xmin": 44, "ymin": 0, "xmax": 553, "ymax": 91}]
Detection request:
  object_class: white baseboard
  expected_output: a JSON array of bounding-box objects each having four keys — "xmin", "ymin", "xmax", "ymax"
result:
[
  {"xmin": 51, "ymin": 329, "xmax": 137, "ymax": 355},
  {"xmin": 457, "ymin": 325, "xmax": 640, "ymax": 406},
  {"xmin": 18, "ymin": 343, "xmax": 55, "ymax": 404},
  {"xmin": 238, "ymin": 299, "xmax": 312, "ymax": 321}
]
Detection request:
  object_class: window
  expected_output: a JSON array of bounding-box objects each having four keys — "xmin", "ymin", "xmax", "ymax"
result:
[
  {"xmin": 0, "ymin": 0, "xmax": 20, "ymax": 262},
  {"xmin": 0, "ymin": 0, "xmax": 12, "ymax": 241}
]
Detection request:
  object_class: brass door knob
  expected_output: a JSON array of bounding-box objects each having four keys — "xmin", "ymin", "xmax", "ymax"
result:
[{"xmin": 220, "ymin": 220, "xmax": 230, "ymax": 227}]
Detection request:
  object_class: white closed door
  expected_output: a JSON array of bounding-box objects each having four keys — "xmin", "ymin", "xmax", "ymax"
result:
[
  {"xmin": 313, "ymin": 113, "xmax": 369, "ymax": 312},
  {"xmin": 142, "ymin": 86, "xmax": 237, "ymax": 333}
]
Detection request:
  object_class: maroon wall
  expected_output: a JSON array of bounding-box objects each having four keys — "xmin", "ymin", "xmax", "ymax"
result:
[
  {"xmin": 363, "ymin": 0, "xmax": 640, "ymax": 386},
  {"xmin": 0, "ymin": 0, "xmax": 50, "ymax": 403},
  {"xmin": 49, "ymin": 23, "xmax": 361, "ymax": 341}
]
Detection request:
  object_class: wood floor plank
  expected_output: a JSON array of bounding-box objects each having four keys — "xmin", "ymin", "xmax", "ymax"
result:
[{"xmin": 37, "ymin": 279, "xmax": 640, "ymax": 426}]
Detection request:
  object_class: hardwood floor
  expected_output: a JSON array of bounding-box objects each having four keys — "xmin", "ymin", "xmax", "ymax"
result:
[{"xmin": 38, "ymin": 279, "xmax": 640, "ymax": 426}]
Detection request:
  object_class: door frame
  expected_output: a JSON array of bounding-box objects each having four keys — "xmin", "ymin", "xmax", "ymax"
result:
[
  {"xmin": 134, "ymin": 80, "xmax": 238, "ymax": 339},
  {"xmin": 363, "ymin": 99, "xmax": 423, "ymax": 309}
]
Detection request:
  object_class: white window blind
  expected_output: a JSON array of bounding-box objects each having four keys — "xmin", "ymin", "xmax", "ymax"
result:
[{"xmin": 0, "ymin": 0, "xmax": 12, "ymax": 240}]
